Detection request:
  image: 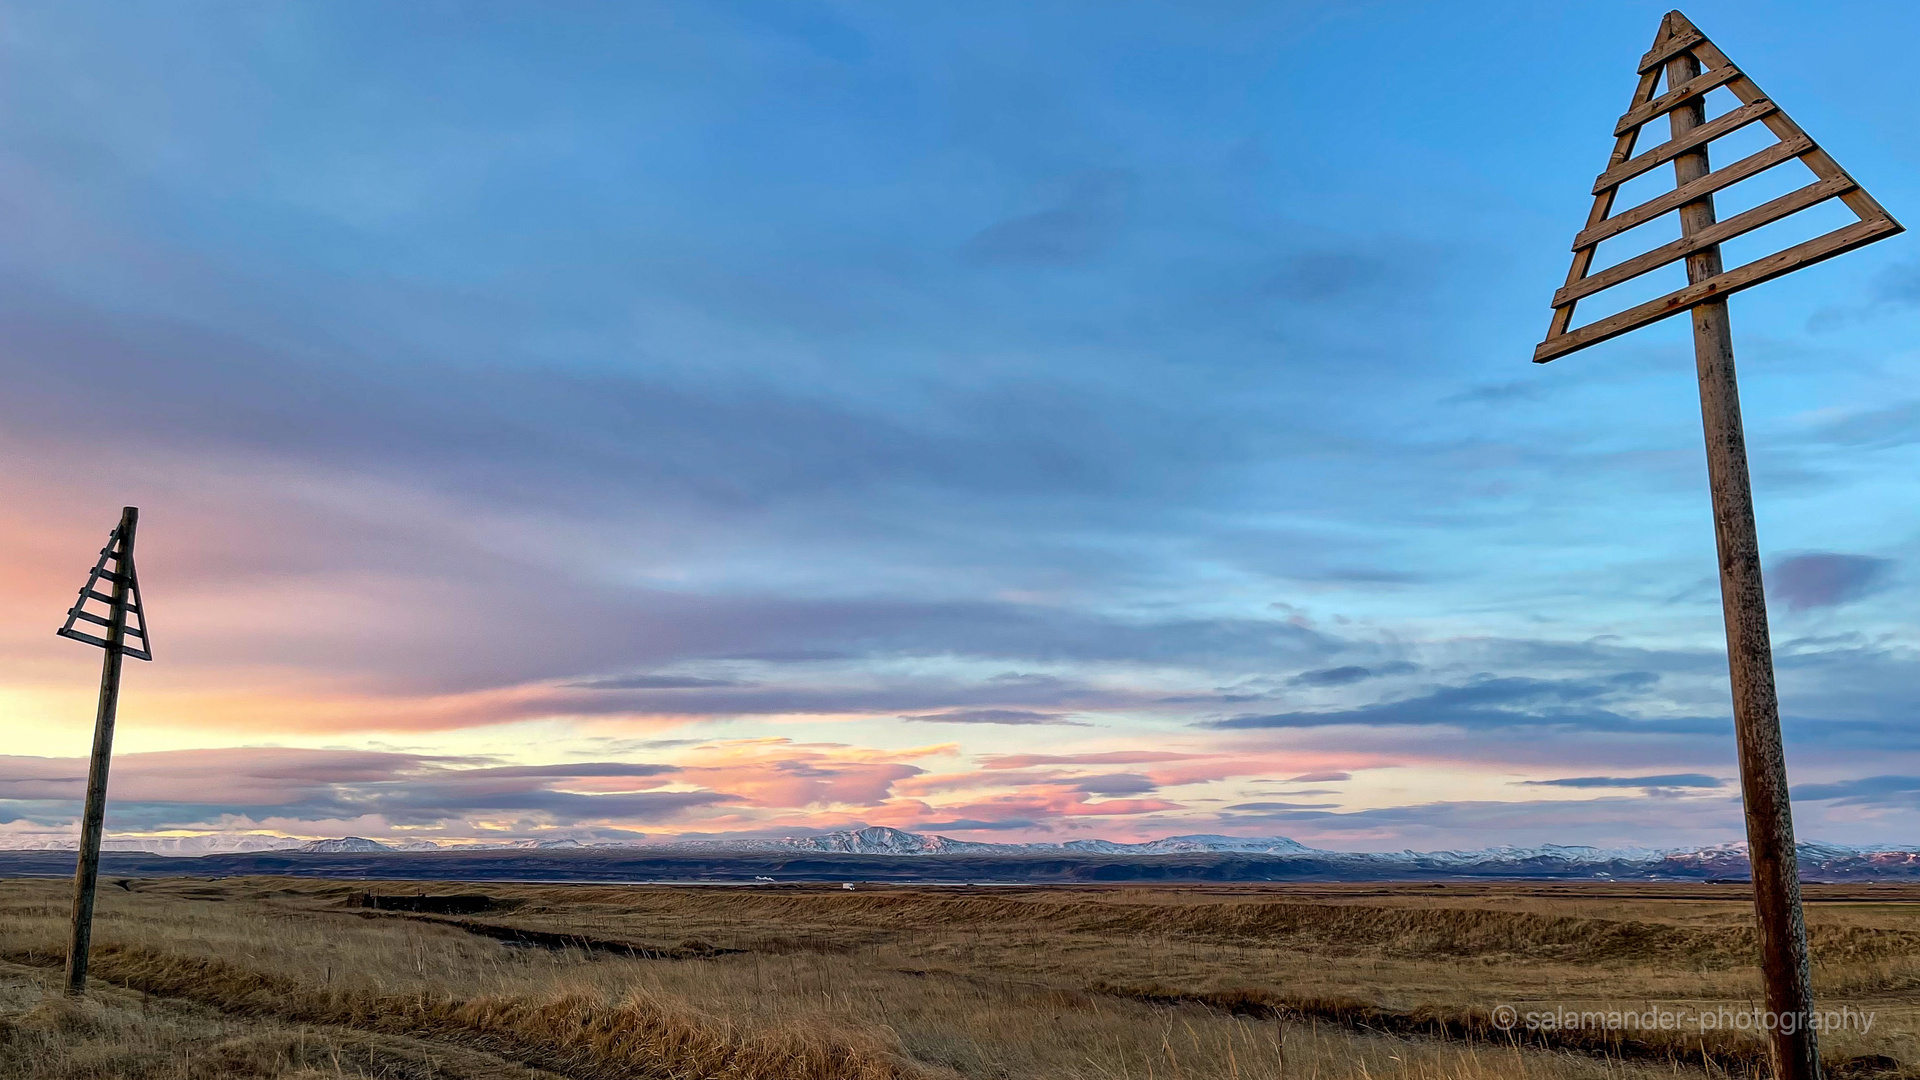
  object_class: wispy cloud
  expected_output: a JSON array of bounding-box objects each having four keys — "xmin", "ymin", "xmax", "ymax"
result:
[
  {"xmin": 1767, "ymin": 553, "xmax": 1896, "ymax": 612},
  {"xmin": 1287, "ymin": 662, "xmax": 1418, "ymax": 688},
  {"xmin": 900, "ymin": 709, "xmax": 1090, "ymax": 726},
  {"xmin": 572, "ymin": 675, "xmax": 745, "ymax": 690},
  {"xmin": 2, "ymin": 2, "xmax": 1916, "ymax": 851},
  {"xmin": 1793, "ymin": 775, "xmax": 1920, "ymax": 807},
  {"xmin": 1519, "ymin": 774, "xmax": 1724, "ymax": 790},
  {"xmin": 1204, "ymin": 673, "xmax": 1702, "ymax": 733}
]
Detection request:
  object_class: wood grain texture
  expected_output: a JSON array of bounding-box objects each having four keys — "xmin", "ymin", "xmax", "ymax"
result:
[
  {"xmin": 1591, "ymin": 97, "xmax": 1777, "ymax": 195},
  {"xmin": 1638, "ymin": 25, "xmax": 1704, "ymax": 72},
  {"xmin": 1666, "ymin": 40, "xmax": 1821, "ymax": 1080},
  {"xmin": 1534, "ymin": 216, "xmax": 1896, "ymax": 362},
  {"xmin": 1687, "ymin": 33, "xmax": 1903, "ymax": 229},
  {"xmin": 65, "ymin": 506, "xmax": 138, "ymax": 997},
  {"xmin": 1544, "ymin": 59, "xmax": 1664, "ymax": 339},
  {"xmin": 1535, "ymin": 6, "xmax": 1899, "ymax": 366},
  {"xmin": 1614, "ymin": 62, "xmax": 1741, "ymax": 136},
  {"xmin": 1552, "ymin": 176, "xmax": 1853, "ymax": 307},
  {"xmin": 1571, "ymin": 133, "xmax": 1813, "ymax": 251}
]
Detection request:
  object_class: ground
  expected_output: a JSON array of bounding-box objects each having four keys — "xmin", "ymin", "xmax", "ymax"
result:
[{"xmin": 3, "ymin": 876, "xmax": 1918, "ymax": 1079}]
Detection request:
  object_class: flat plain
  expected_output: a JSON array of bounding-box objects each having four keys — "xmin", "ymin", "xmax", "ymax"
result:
[{"xmin": 5, "ymin": 876, "xmax": 1920, "ymax": 1079}]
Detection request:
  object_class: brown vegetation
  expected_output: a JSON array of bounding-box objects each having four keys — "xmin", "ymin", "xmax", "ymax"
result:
[{"xmin": 5, "ymin": 877, "xmax": 1920, "ymax": 1078}]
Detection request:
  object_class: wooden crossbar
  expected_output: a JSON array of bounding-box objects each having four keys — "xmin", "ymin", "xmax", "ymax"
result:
[
  {"xmin": 57, "ymin": 626, "xmax": 144, "ymax": 649},
  {"xmin": 1553, "ymin": 176, "xmax": 1854, "ymax": 308},
  {"xmin": 57, "ymin": 626, "xmax": 145, "ymax": 649},
  {"xmin": 1592, "ymin": 98, "xmax": 1777, "ymax": 194},
  {"xmin": 1572, "ymin": 133, "xmax": 1813, "ymax": 250},
  {"xmin": 1535, "ymin": 216, "xmax": 1899, "ymax": 363},
  {"xmin": 1687, "ymin": 36, "xmax": 1902, "ymax": 228},
  {"xmin": 1614, "ymin": 64, "xmax": 1742, "ymax": 136},
  {"xmin": 1638, "ymin": 26, "xmax": 1705, "ymax": 73},
  {"xmin": 66, "ymin": 606, "xmax": 146, "ymax": 638},
  {"xmin": 1546, "ymin": 65, "xmax": 1663, "ymax": 341},
  {"xmin": 57, "ymin": 525, "xmax": 152, "ymax": 661},
  {"xmin": 1537, "ymin": 15, "xmax": 1902, "ymax": 364}
]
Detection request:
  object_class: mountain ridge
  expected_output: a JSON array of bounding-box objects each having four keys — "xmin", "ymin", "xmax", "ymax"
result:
[{"xmin": 8, "ymin": 825, "xmax": 1917, "ymax": 874}]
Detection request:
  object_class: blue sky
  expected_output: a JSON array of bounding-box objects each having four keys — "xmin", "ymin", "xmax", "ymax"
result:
[{"xmin": 3, "ymin": 0, "xmax": 1920, "ymax": 851}]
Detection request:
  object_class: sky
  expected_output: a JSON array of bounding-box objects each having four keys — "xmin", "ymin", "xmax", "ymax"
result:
[{"xmin": 4, "ymin": 0, "xmax": 1920, "ymax": 852}]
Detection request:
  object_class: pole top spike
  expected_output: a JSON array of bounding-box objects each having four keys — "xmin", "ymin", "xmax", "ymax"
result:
[
  {"xmin": 1648, "ymin": 12, "xmax": 1678, "ymax": 51},
  {"xmin": 1663, "ymin": 10, "xmax": 1705, "ymax": 41}
]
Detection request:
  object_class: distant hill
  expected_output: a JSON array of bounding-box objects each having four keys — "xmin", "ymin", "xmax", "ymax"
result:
[
  {"xmin": 3, "ymin": 828, "xmax": 1920, "ymax": 883},
  {"xmin": 0, "ymin": 825, "xmax": 1321, "ymax": 858},
  {"xmin": 644, "ymin": 825, "xmax": 1318, "ymax": 857}
]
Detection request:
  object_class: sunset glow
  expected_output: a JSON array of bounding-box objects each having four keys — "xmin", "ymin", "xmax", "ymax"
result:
[{"xmin": 5, "ymin": 1, "xmax": 1920, "ymax": 853}]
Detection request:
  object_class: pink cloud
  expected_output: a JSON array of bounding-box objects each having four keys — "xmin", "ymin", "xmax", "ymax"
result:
[
  {"xmin": 977, "ymin": 750, "xmax": 1201, "ymax": 770},
  {"xmin": 673, "ymin": 739, "xmax": 954, "ymax": 809},
  {"xmin": 0, "ymin": 747, "xmax": 444, "ymax": 804}
]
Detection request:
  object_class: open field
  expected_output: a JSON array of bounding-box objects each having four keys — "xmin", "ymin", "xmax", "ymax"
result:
[{"xmin": 6, "ymin": 878, "xmax": 1920, "ymax": 1079}]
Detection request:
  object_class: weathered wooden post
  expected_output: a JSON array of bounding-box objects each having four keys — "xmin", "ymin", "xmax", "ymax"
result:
[
  {"xmin": 56, "ymin": 506, "xmax": 153, "ymax": 996},
  {"xmin": 1534, "ymin": 13, "xmax": 1902, "ymax": 1079}
]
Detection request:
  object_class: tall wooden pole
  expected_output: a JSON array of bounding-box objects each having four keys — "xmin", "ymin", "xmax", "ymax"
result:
[
  {"xmin": 1666, "ymin": 52, "xmax": 1819, "ymax": 1080},
  {"xmin": 64, "ymin": 505, "xmax": 137, "ymax": 997}
]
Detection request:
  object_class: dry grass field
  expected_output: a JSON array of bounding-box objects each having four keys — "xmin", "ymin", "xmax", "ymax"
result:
[{"xmin": 5, "ymin": 877, "xmax": 1920, "ymax": 1079}]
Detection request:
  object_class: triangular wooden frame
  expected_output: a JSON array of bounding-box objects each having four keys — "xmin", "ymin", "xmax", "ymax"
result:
[
  {"xmin": 57, "ymin": 524, "xmax": 152, "ymax": 661},
  {"xmin": 1534, "ymin": 10, "xmax": 1902, "ymax": 363}
]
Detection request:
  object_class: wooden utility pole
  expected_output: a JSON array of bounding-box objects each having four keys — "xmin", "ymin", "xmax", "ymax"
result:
[
  {"xmin": 56, "ymin": 506, "xmax": 152, "ymax": 996},
  {"xmin": 1534, "ymin": 12, "xmax": 1902, "ymax": 1079},
  {"xmin": 1666, "ymin": 48, "xmax": 1812, "ymax": 1076},
  {"xmin": 1665, "ymin": 46, "xmax": 1819, "ymax": 1080}
]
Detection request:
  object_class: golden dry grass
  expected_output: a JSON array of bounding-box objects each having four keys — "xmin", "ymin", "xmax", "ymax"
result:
[{"xmin": 5, "ymin": 876, "xmax": 1919, "ymax": 1079}]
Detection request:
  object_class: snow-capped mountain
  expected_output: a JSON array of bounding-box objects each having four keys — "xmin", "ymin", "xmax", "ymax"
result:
[
  {"xmin": 102, "ymin": 835, "xmax": 306, "ymax": 855},
  {"xmin": 177, "ymin": 826, "xmax": 1320, "ymax": 857},
  {"xmin": 13, "ymin": 826, "xmax": 1920, "ymax": 880},
  {"xmin": 649, "ymin": 826, "xmax": 1320, "ymax": 856},
  {"xmin": 294, "ymin": 836, "xmax": 586, "ymax": 854},
  {"xmin": 1657, "ymin": 840, "xmax": 1920, "ymax": 879},
  {"xmin": 625, "ymin": 829, "xmax": 1920, "ymax": 880},
  {"xmin": 660, "ymin": 826, "xmax": 998, "ymax": 855},
  {"xmin": 1391, "ymin": 843, "xmax": 1669, "ymax": 867},
  {"xmin": 299, "ymin": 836, "xmax": 396, "ymax": 853},
  {"xmin": 2, "ymin": 835, "xmax": 309, "ymax": 855},
  {"xmin": 1061, "ymin": 834, "xmax": 1317, "ymax": 856}
]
